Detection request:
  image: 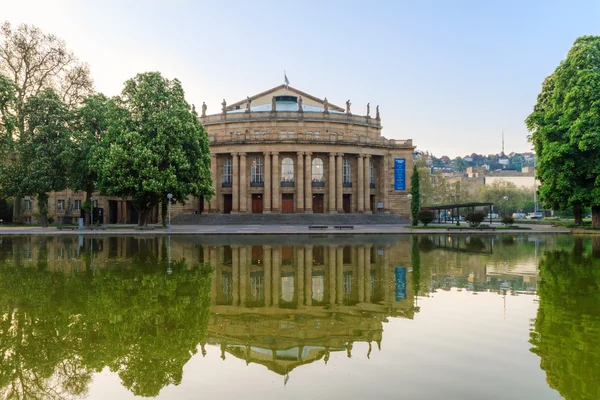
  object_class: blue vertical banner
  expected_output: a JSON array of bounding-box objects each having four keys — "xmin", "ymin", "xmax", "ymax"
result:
[
  {"xmin": 395, "ymin": 267, "xmax": 406, "ymax": 301},
  {"xmin": 394, "ymin": 158, "xmax": 406, "ymax": 190}
]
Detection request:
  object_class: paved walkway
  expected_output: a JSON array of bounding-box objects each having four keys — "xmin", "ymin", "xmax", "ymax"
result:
[{"xmin": 0, "ymin": 223, "xmax": 571, "ymax": 235}]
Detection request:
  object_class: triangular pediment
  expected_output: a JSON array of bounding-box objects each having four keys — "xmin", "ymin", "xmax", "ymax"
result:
[{"xmin": 226, "ymin": 84, "xmax": 344, "ymax": 112}]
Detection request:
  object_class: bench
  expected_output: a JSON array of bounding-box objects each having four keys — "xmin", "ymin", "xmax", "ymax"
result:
[
  {"xmin": 334, "ymin": 225, "xmax": 354, "ymax": 230},
  {"xmin": 57, "ymin": 226, "xmax": 78, "ymax": 231},
  {"xmin": 309, "ymin": 225, "xmax": 328, "ymax": 230}
]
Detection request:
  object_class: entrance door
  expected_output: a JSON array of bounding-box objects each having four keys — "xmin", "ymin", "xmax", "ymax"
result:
[
  {"xmin": 282, "ymin": 194, "xmax": 294, "ymax": 213},
  {"xmin": 252, "ymin": 194, "xmax": 263, "ymax": 214},
  {"xmin": 370, "ymin": 195, "xmax": 375, "ymax": 213},
  {"xmin": 343, "ymin": 194, "xmax": 351, "ymax": 213},
  {"xmin": 223, "ymin": 194, "xmax": 232, "ymax": 214},
  {"xmin": 108, "ymin": 200, "xmax": 118, "ymax": 223},
  {"xmin": 312, "ymin": 194, "xmax": 324, "ymax": 213},
  {"xmin": 198, "ymin": 195, "xmax": 204, "ymax": 214}
]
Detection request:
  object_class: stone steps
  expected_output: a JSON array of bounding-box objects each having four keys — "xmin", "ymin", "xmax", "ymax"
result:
[{"xmin": 171, "ymin": 213, "xmax": 409, "ymax": 225}]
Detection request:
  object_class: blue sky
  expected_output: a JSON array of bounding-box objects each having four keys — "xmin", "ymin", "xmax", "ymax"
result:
[{"xmin": 3, "ymin": 0, "xmax": 600, "ymax": 157}]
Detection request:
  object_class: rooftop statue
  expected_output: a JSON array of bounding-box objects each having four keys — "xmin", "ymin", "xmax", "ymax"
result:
[
  {"xmin": 346, "ymin": 99, "xmax": 351, "ymax": 115},
  {"xmin": 298, "ymin": 96, "xmax": 303, "ymax": 112},
  {"xmin": 367, "ymin": 103, "xmax": 370, "ymax": 117},
  {"xmin": 246, "ymin": 96, "xmax": 251, "ymax": 113},
  {"xmin": 202, "ymin": 102, "xmax": 207, "ymax": 117},
  {"xmin": 192, "ymin": 104, "xmax": 196, "ymax": 114},
  {"xmin": 221, "ymin": 99, "xmax": 227, "ymax": 114},
  {"xmin": 376, "ymin": 105, "xmax": 380, "ymax": 120},
  {"xmin": 323, "ymin": 97, "xmax": 329, "ymax": 114},
  {"xmin": 272, "ymin": 96, "xmax": 276, "ymax": 112}
]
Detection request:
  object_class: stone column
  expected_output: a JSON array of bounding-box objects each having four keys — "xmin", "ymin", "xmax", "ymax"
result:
[
  {"xmin": 296, "ymin": 247, "xmax": 304, "ymax": 306},
  {"xmin": 364, "ymin": 246, "xmax": 371, "ymax": 303},
  {"xmin": 272, "ymin": 247, "xmax": 281, "ymax": 306},
  {"xmin": 232, "ymin": 246, "xmax": 239, "ymax": 306},
  {"xmin": 304, "ymin": 245, "xmax": 313, "ymax": 306},
  {"xmin": 328, "ymin": 153, "xmax": 336, "ymax": 213},
  {"xmin": 336, "ymin": 153, "xmax": 344, "ymax": 213},
  {"xmin": 206, "ymin": 154, "xmax": 217, "ymax": 212},
  {"xmin": 328, "ymin": 246, "xmax": 336, "ymax": 305},
  {"xmin": 336, "ymin": 247, "xmax": 343, "ymax": 305},
  {"xmin": 296, "ymin": 152, "xmax": 304, "ymax": 212},
  {"xmin": 232, "ymin": 153, "xmax": 239, "ymax": 213},
  {"xmin": 239, "ymin": 246, "xmax": 248, "ymax": 307},
  {"xmin": 272, "ymin": 152, "xmax": 280, "ymax": 213},
  {"xmin": 264, "ymin": 151, "xmax": 271, "ymax": 213},
  {"xmin": 239, "ymin": 153, "xmax": 247, "ymax": 213},
  {"xmin": 304, "ymin": 152, "xmax": 312, "ymax": 213},
  {"xmin": 382, "ymin": 155, "xmax": 389, "ymax": 214},
  {"xmin": 357, "ymin": 245, "xmax": 365, "ymax": 303},
  {"xmin": 364, "ymin": 155, "xmax": 372, "ymax": 214},
  {"xmin": 357, "ymin": 155, "xmax": 365, "ymax": 212},
  {"xmin": 264, "ymin": 245, "xmax": 272, "ymax": 307}
]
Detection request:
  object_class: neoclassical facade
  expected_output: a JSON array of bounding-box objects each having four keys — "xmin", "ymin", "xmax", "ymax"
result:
[{"xmin": 197, "ymin": 85, "xmax": 415, "ymax": 216}]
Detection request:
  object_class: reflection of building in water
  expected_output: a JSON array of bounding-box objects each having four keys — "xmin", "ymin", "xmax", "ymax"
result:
[{"xmin": 201, "ymin": 242, "xmax": 415, "ymax": 374}]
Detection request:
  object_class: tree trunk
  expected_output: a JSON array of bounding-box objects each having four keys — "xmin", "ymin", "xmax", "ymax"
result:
[
  {"xmin": 592, "ymin": 205, "xmax": 600, "ymax": 228},
  {"xmin": 85, "ymin": 189, "xmax": 93, "ymax": 226},
  {"xmin": 593, "ymin": 237, "xmax": 600, "ymax": 258},
  {"xmin": 38, "ymin": 193, "xmax": 49, "ymax": 228},
  {"xmin": 573, "ymin": 203, "xmax": 583, "ymax": 225},
  {"xmin": 138, "ymin": 209, "xmax": 149, "ymax": 227},
  {"xmin": 161, "ymin": 201, "xmax": 167, "ymax": 228}
]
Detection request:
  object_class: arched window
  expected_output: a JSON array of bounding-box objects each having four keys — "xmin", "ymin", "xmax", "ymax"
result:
[
  {"xmin": 312, "ymin": 158, "xmax": 324, "ymax": 182},
  {"xmin": 342, "ymin": 158, "xmax": 351, "ymax": 184},
  {"xmin": 370, "ymin": 159, "xmax": 375, "ymax": 185},
  {"xmin": 223, "ymin": 157, "xmax": 233, "ymax": 184},
  {"xmin": 281, "ymin": 157, "xmax": 294, "ymax": 182},
  {"xmin": 251, "ymin": 157, "xmax": 263, "ymax": 183}
]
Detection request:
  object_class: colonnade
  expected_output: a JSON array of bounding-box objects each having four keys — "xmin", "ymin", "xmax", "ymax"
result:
[
  {"xmin": 205, "ymin": 151, "xmax": 390, "ymax": 213},
  {"xmin": 204, "ymin": 244, "xmax": 397, "ymax": 307}
]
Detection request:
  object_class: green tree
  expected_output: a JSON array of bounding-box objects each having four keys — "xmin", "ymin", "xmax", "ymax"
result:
[
  {"xmin": 94, "ymin": 72, "xmax": 214, "ymax": 226},
  {"xmin": 0, "ymin": 89, "xmax": 72, "ymax": 227},
  {"xmin": 0, "ymin": 22, "xmax": 93, "ymax": 222},
  {"xmin": 526, "ymin": 36, "xmax": 600, "ymax": 226},
  {"xmin": 410, "ymin": 165, "xmax": 420, "ymax": 226}
]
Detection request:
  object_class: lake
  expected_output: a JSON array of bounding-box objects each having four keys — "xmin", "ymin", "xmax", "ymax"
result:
[{"xmin": 0, "ymin": 234, "xmax": 597, "ymax": 400}]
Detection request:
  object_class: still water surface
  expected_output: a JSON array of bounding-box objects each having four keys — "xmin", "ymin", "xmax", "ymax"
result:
[{"xmin": 0, "ymin": 234, "xmax": 598, "ymax": 399}]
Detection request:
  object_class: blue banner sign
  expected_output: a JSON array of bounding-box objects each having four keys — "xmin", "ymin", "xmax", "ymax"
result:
[
  {"xmin": 394, "ymin": 158, "xmax": 406, "ymax": 190},
  {"xmin": 395, "ymin": 267, "xmax": 406, "ymax": 301}
]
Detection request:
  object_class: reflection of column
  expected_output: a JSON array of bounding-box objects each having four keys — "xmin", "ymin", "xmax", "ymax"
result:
[
  {"xmin": 272, "ymin": 152, "xmax": 280, "ymax": 213},
  {"xmin": 336, "ymin": 153, "xmax": 344, "ymax": 213},
  {"xmin": 296, "ymin": 152, "xmax": 304, "ymax": 212},
  {"xmin": 358, "ymin": 245, "xmax": 365, "ymax": 302},
  {"xmin": 364, "ymin": 246, "xmax": 371, "ymax": 303},
  {"xmin": 272, "ymin": 247, "xmax": 281, "ymax": 306},
  {"xmin": 239, "ymin": 246, "xmax": 248, "ymax": 307},
  {"xmin": 336, "ymin": 247, "xmax": 343, "ymax": 305},
  {"xmin": 328, "ymin": 153, "xmax": 336, "ymax": 213},
  {"xmin": 364, "ymin": 155, "xmax": 372, "ymax": 214},
  {"xmin": 328, "ymin": 246, "xmax": 336, "ymax": 305},
  {"xmin": 206, "ymin": 246, "xmax": 216, "ymax": 305},
  {"xmin": 357, "ymin": 155, "xmax": 365, "ymax": 212},
  {"xmin": 304, "ymin": 245, "xmax": 313, "ymax": 306},
  {"xmin": 264, "ymin": 152, "xmax": 271, "ymax": 213},
  {"xmin": 239, "ymin": 153, "xmax": 247, "ymax": 213},
  {"xmin": 232, "ymin": 246, "xmax": 239, "ymax": 306},
  {"xmin": 207, "ymin": 154, "xmax": 217, "ymax": 212},
  {"xmin": 210, "ymin": 247, "xmax": 218, "ymax": 301},
  {"xmin": 304, "ymin": 152, "xmax": 312, "ymax": 213},
  {"xmin": 384, "ymin": 244, "xmax": 390, "ymax": 302},
  {"xmin": 232, "ymin": 153, "xmax": 239, "ymax": 212},
  {"xmin": 264, "ymin": 245, "xmax": 272, "ymax": 307},
  {"xmin": 296, "ymin": 247, "xmax": 304, "ymax": 306}
]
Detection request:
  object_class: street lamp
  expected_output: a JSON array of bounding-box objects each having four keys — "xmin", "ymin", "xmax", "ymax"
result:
[
  {"xmin": 503, "ymin": 196, "xmax": 509, "ymax": 218},
  {"xmin": 407, "ymin": 193, "xmax": 413, "ymax": 229},
  {"xmin": 167, "ymin": 193, "xmax": 173, "ymax": 230}
]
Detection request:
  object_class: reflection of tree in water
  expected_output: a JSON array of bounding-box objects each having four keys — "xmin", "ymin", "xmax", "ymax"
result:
[
  {"xmin": 0, "ymin": 239, "xmax": 212, "ymax": 399},
  {"xmin": 530, "ymin": 239, "xmax": 600, "ymax": 400},
  {"xmin": 418, "ymin": 236, "xmax": 435, "ymax": 253}
]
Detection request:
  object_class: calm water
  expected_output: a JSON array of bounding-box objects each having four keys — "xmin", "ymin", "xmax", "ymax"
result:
[{"xmin": 0, "ymin": 234, "xmax": 598, "ymax": 400}]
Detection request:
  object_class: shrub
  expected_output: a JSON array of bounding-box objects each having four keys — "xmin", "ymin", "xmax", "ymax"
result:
[
  {"xmin": 502, "ymin": 215, "xmax": 515, "ymax": 226},
  {"xmin": 47, "ymin": 215, "xmax": 55, "ymax": 225},
  {"xmin": 417, "ymin": 209, "xmax": 435, "ymax": 226},
  {"xmin": 465, "ymin": 211, "xmax": 486, "ymax": 227}
]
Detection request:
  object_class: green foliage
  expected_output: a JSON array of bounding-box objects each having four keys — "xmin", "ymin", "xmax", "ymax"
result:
[
  {"xmin": 479, "ymin": 181, "xmax": 534, "ymax": 216},
  {"xmin": 465, "ymin": 211, "xmax": 485, "ymax": 227},
  {"xmin": 94, "ymin": 72, "xmax": 213, "ymax": 225},
  {"xmin": 417, "ymin": 209, "xmax": 434, "ymax": 226},
  {"xmin": 410, "ymin": 165, "xmax": 420, "ymax": 225}
]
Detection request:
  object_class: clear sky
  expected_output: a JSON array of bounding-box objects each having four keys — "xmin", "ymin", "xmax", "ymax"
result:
[{"xmin": 3, "ymin": 0, "xmax": 600, "ymax": 157}]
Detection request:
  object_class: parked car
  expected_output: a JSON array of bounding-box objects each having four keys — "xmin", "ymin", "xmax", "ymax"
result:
[
  {"xmin": 486, "ymin": 213, "xmax": 499, "ymax": 219},
  {"xmin": 512, "ymin": 213, "xmax": 526, "ymax": 219},
  {"xmin": 526, "ymin": 212, "xmax": 543, "ymax": 219}
]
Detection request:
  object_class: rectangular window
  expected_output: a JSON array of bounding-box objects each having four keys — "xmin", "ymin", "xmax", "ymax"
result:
[
  {"xmin": 24, "ymin": 199, "xmax": 32, "ymax": 211},
  {"xmin": 57, "ymin": 200, "xmax": 65, "ymax": 211},
  {"xmin": 74, "ymin": 200, "xmax": 82, "ymax": 210}
]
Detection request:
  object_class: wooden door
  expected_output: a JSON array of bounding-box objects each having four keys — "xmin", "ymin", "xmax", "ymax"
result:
[
  {"xmin": 252, "ymin": 194, "xmax": 263, "ymax": 214},
  {"xmin": 223, "ymin": 194, "xmax": 232, "ymax": 214},
  {"xmin": 282, "ymin": 194, "xmax": 294, "ymax": 213},
  {"xmin": 343, "ymin": 194, "xmax": 351, "ymax": 213},
  {"xmin": 312, "ymin": 194, "xmax": 324, "ymax": 213}
]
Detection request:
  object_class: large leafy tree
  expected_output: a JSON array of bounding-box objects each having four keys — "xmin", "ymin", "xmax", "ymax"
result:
[
  {"xmin": 95, "ymin": 72, "xmax": 213, "ymax": 226},
  {"xmin": 0, "ymin": 88, "xmax": 73, "ymax": 227},
  {"xmin": 0, "ymin": 21, "xmax": 93, "ymax": 222},
  {"xmin": 410, "ymin": 165, "xmax": 420, "ymax": 226},
  {"xmin": 526, "ymin": 36, "xmax": 600, "ymax": 226}
]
